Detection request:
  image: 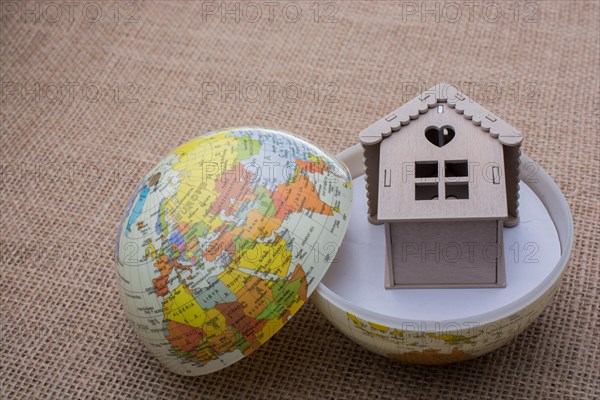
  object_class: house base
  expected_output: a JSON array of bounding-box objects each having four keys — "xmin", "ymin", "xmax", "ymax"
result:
[{"xmin": 384, "ymin": 220, "xmax": 506, "ymax": 289}]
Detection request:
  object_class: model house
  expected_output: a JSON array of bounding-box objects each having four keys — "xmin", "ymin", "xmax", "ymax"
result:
[{"xmin": 359, "ymin": 83, "xmax": 522, "ymax": 288}]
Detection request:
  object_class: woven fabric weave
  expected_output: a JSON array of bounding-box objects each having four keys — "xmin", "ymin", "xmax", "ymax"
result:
[{"xmin": 1, "ymin": 1, "xmax": 598, "ymax": 399}]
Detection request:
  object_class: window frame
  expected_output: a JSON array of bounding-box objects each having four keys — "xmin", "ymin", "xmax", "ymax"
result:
[{"xmin": 414, "ymin": 159, "xmax": 470, "ymax": 200}]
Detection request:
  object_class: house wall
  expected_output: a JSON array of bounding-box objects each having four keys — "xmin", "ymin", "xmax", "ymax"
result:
[
  {"xmin": 363, "ymin": 142, "xmax": 381, "ymax": 224},
  {"xmin": 504, "ymin": 144, "xmax": 521, "ymax": 226},
  {"xmin": 377, "ymin": 105, "xmax": 508, "ymax": 222},
  {"xmin": 386, "ymin": 220, "xmax": 505, "ymax": 288}
]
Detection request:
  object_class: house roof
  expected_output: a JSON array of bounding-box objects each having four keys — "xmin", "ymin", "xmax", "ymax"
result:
[
  {"xmin": 360, "ymin": 83, "xmax": 522, "ymax": 227},
  {"xmin": 359, "ymin": 83, "xmax": 523, "ymax": 147}
]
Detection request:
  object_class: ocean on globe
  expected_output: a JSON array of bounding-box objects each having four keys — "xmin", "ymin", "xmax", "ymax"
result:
[{"xmin": 115, "ymin": 127, "xmax": 353, "ymax": 376}]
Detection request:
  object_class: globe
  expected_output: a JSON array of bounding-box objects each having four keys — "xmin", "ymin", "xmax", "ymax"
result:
[
  {"xmin": 115, "ymin": 127, "xmax": 353, "ymax": 376},
  {"xmin": 313, "ymin": 147, "xmax": 573, "ymax": 365}
]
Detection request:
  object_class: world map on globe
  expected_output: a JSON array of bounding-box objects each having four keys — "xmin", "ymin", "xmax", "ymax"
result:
[{"xmin": 115, "ymin": 128, "xmax": 353, "ymax": 375}]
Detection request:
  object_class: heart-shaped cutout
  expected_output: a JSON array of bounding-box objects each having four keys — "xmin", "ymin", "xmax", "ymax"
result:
[{"xmin": 425, "ymin": 126, "xmax": 455, "ymax": 148}]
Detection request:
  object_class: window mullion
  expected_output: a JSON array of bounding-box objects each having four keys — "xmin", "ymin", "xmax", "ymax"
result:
[{"xmin": 439, "ymin": 162, "xmax": 445, "ymax": 200}]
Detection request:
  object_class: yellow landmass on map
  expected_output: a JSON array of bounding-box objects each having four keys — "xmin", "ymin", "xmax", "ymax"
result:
[
  {"xmin": 286, "ymin": 297, "xmax": 304, "ymax": 317},
  {"xmin": 369, "ymin": 322, "xmax": 389, "ymax": 333},
  {"xmin": 166, "ymin": 130, "xmax": 241, "ymax": 232},
  {"xmin": 237, "ymin": 236, "xmax": 292, "ymax": 278},
  {"xmin": 391, "ymin": 329, "xmax": 405, "ymax": 337},
  {"xmin": 145, "ymin": 241, "xmax": 158, "ymax": 260},
  {"xmin": 163, "ymin": 284, "xmax": 207, "ymax": 328},
  {"xmin": 218, "ymin": 268, "xmax": 250, "ymax": 293},
  {"xmin": 347, "ymin": 312, "xmax": 364, "ymax": 328}
]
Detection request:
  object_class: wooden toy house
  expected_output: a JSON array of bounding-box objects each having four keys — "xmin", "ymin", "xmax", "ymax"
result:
[{"xmin": 359, "ymin": 84, "xmax": 523, "ymax": 288}]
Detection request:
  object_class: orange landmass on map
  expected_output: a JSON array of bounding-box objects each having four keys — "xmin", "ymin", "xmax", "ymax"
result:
[
  {"xmin": 176, "ymin": 221, "xmax": 190, "ymax": 236},
  {"xmin": 272, "ymin": 174, "xmax": 333, "ymax": 220},
  {"xmin": 203, "ymin": 230, "xmax": 235, "ymax": 262},
  {"xmin": 236, "ymin": 275, "xmax": 275, "ymax": 319},
  {"xmin": 292, "ymin": 263, "xmax": 308, "ymax": 301},
  {"xmin": 278, "ymin": 263, "xmax": 308, "ymax": 321},
  {"xmin": 194, "ymin": 330, "xmax": 239, "ymax": 362},
  {"xmin": 388, "ymin": 347, "xmax": 473, "ymax": 364},
  {"xmin": 165, "ymin": 319, "xmax": 206, "ymax": 353},
  {"xmin": 210, "ymin": 163, "xmax": 256, "ymax": 216},
  {"xmin": 204, "ymin": 210, "xmax": 283, "ymax": 262},
  {"xmin": 152, "ymin": 255, "xmax": 192, "ymax": 297},
  {"xmin": 215, "ymin": 302, "xmax": 267, "ymax": 340},
  {"xmin": 232, "ymin": 209, "xmax": 282, "ymax": 240}
]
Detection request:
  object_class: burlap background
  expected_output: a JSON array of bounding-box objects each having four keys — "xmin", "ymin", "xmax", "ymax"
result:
[{"xmin": 1, "ymin": 1, "xmax": 598, "ymax": 399}]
